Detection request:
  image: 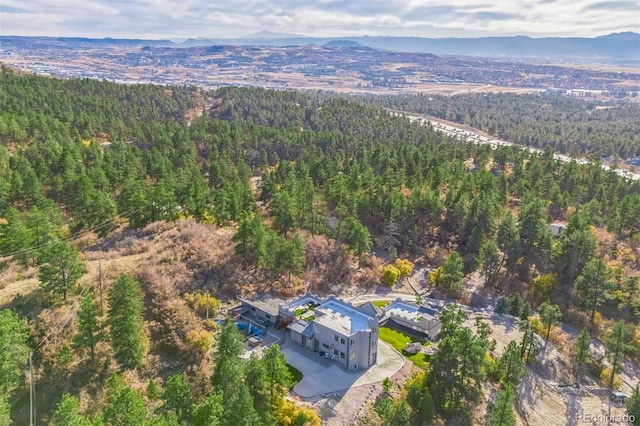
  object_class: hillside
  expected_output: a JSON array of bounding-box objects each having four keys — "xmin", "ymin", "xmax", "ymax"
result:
[{"xmin": 0, "ymin": 69, "xmax": 639, "ymax": 424}]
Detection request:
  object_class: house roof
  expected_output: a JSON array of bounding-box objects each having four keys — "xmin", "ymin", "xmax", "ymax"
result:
[
  {"xmin": 385, "ymin": 299, "xmax": 439, "ymax": 323},
  {"xmin": 281, "ymin": 293, "xmax": 322, "ymax": 313},
  {"xmin": 358, "ymin": 301, "xmax": 382, "ymax": 317},
  {"xmin": 314, "ymin": 298, "xmax": 374, "ymax": 335},
  {"xmin": 288, "ymin": 319, "xmax": 307, "ymax": 333},
  {"xmin": 239, "ymin": 295, "xmax": 285, "ymax": 317}
]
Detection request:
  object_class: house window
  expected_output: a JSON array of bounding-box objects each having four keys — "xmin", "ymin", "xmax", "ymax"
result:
[
  {"xmin": 340, "ymin": 338, "xmax": 345, "ymax": 345},
  {"xmin": 350, "ymin": 352, "xmax": 356, "ymax": 360},
  {"xmin": 340, "ymin": 352, "xmax": 345, "ymax": 359},
  {"xmin": 251, "ymin": 307, "xmax": 256, "ymax": 311},
  {"xmin": 334, "ymin": 335, "xmax": 339, "ymax": 342},
  {"xmin": 266, "ymin": 314, "xmax": 271, "ymax": 319},
  {"xmin": 322, "ymin": 343, "xmax": 330, "ymax": 349},
  {"xmin": 350, "ymin": 338, "xmax": 355, "ymax": 345},
  {"xmin": 333, "ymin": 349, "xmax": 339, "ymax": 356}
]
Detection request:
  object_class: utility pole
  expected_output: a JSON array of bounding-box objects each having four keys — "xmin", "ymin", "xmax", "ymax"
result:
[
  {"xmin": 98, "ymin": 259, "xmax": 103, "ymax": 316},
  {"xmin": 29, "ymin": 351, "xmax": 33, "ymax": 426}
]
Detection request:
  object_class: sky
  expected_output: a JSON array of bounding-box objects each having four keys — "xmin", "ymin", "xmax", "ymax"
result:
[{"xmin": 1, "ymin": 0, "xmax": 639, "ymax": 39}]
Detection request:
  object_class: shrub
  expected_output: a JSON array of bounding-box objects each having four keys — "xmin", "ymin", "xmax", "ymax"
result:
[
  {"xmin": 395, "ymin": 258, "xmax": 414, "ymax": 280},
  {"xmin": 186, "ymin": 328, "xmax": 214, "ymax": 360},
  {"xmin": 495, "ymin": 296, "xmax": 509, "ymax": 314},
  {"xmin": 381, "ymin": 265, "xmax": 400, "ymax": 286},
  {"xmin": 600, "ymin": 367, "xmax": 623, "ymax": 390}
]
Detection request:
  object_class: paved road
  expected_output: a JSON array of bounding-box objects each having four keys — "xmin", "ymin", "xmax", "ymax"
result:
[{"xmin": 392, "ymin": 110, "xmax": 640, "ymax": 182}]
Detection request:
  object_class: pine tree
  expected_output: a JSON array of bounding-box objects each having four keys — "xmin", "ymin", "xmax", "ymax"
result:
[
  {"xmin": 499, "ymin": 341, "xmax": 526, "ymax": 386},
  {"xmin": 193, "ymin": 392, "xmax": 223, "ymax": 426},
  {"xmin": 262, "ymin": 344, "xmax": 291, "ymax": 407},
  {"xmin": 0, "ymin": 394, "xmax": 11, "ymax": 426},
  {"xmin": 538, "ymin": 303, "xmax": 562, "ymax": 351},
  {"xmin": 211, "ymin": 319, "xmax": 259, "ymax": 426},
  {"xmin": 107, "ymin": 274, "xmax": 146, "ymax": 369},
  {"xmin": 74, "ymin": 292, "xmax": 102, "ymax": 361},
  {"xmin": 342, "ymin": 217, "xmax": 372, "ymax": 267},
  {"xmin": 477, "ymin": 238, "xmax": 502, "ymax": 287},
  {"xmin": 436, "ymin": 252, "xmax": 464, "ymax": 297},
  {"xmin": 103, "ymin": 374, "xmax": 148, "ymax": 426},
  {"xmin": 488, "ymin": 386, "xmax": 516, "ymax": 426},
  {"xmin": 574, "ymin": 258, "xmax": 615, "ymax": 324},
  {"xmin": 52, "ymin": 393, "xmax": 92, "ymax": 426},
  {"xmin": 0, "ymin": 309, "xmax": 30, "ymax": 394},
  {"xmin": 626, "ymin": 386, "xmax": 640, "ymax": 424},
  {"xmin": 38, "ymin": 239, "xmax": 87, "ymax": 300},
  {"xmin": 574, "ymin": 327, "xmax": 591, "ymax": 377},
  {"xmin": 603, "ymin": 321, "xmax": 633, "ymax": 390},
  {"xmin": 161, "ymin": 374, "xmax": 193, "ymax": 423}
]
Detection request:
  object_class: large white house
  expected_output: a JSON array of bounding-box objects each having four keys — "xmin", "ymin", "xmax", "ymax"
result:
[{"xmin": 280, "ymin": 294, "xmax": 381, "ymax": 370}]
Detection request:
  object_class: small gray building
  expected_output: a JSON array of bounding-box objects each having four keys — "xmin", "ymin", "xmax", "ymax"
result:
[
  {"xmin": 238, "ymin": 295, "xmax": 285, "ymax": 325},
  {"xmin": 383, "ymin": 299, "xmax": 441, "ymax": 340}
]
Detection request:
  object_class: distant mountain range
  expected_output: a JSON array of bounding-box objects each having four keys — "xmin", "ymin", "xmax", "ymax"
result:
[{"xmin": 3, "ymin": 32, "xmax": 639, "ymax": 62}]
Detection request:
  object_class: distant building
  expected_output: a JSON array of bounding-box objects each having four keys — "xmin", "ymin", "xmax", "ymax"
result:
[
  {"xmin": 280, "ymin": 294, "xmax": 381, "ymax": 370},
  {"xmin": 547, "ymin": 222, "xmax": 567, "ymax": 237},
  {"xmin": 382, "ymin": 298, "xmax": 442, "ymax": 340}
]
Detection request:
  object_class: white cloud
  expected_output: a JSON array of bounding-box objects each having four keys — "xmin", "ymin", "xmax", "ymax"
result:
[{"xmin": 0, "ymin": 0, "xmax": 638, "ymax": 38}]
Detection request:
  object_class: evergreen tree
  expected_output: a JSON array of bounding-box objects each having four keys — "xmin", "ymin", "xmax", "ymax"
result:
[
  {"xmin": 538, "ymin": 303, "xmax": 562, "ymax": 350},
  {"xmin": 342, "ymin": 217, "xmax": 372, "ymax": 267},
  {"xmin": 626, "ymin": 386, "xmax": 640, "ymax": 424},
  {"xmin": 574, "ymin": 327, "xmax": 591, "ymax": 376},
  {"xmin": 436, "ymin": 252, "xmax": 464, "ymax": 297},
  {"xmin": 427, "ymin": 307, "xmax": 493, "ymax": 417},
  {"xmin": 499, "ymin": 341, "xmax": 526, "ymax": 386},
  {"xmin": 494, "ymin": 296, "xmax": 509, "ymax": 315},
  {"xmin": 211, "ymin": 319, "xmax": 259, "ymax": 426},
  {"xmin": 38, "ymin": 239, "xmax": 86, "ymax": 300},
  {"xmin": 0, "ymin": 309, "xmax": 30, "ymax": 394},
  {"xmin": 107, "ymin": 274, "xmax": 146, "ymax": 369},
  {"xmin": 0, "ymin": 394, "xmax": 10, "ymax": 426},
  {"xmin": 161, "ymin": 374, "xmax": 193, "ymax": 424},
  {"xmin": 193, "ymin": 392, "xmax": 223, "ymax": 426},
  {"xmin": 488, "ymin": 386, "xmax": 516, "ymax": 426},
  {"xmin": 261, "ymin": 344, "xmax": 291, "ymax": 407},
  {"xmin": 74, "ymin": 292, "xmax": 102, "ymax": 361},
  {"xmin": 0, "ymin": 207, "xmax": 33, "ymax": 266},
  {"xmin": 603, "ymin": 321, "xmax": 633, "ymax": 390},
  {"xmin": 477, "ymin": 238, "xmax": 502, "ymax": 287},
  {"xmin": 52, "ymin": 393, "xmax": 92, "ymax": 426},
  {"xmin": 574, "ymin": 258, "xmax": 615, "ymax": 324},
  {"xmin": 405, "ymin": 374, "xmax": 435, "ymax": 425},
  {"xmin": 103, "ymin": 374, "xmax": 148, "ymax": 426}
]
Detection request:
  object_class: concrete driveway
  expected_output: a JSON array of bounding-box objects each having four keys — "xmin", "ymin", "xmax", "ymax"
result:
[{"xmin": 282, "ymin": 340, "xmax": 404, "ymax": 398}]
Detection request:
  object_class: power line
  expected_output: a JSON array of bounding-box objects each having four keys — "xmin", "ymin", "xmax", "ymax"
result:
[{"xmin": 0, "ymin": 207, "xmax": 137, "ymax": 259}]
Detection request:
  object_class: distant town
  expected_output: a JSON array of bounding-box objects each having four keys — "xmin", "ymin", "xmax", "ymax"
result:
[{"xmin": 1, "ymin": 36, "xmax": 639, "ymax": 100}]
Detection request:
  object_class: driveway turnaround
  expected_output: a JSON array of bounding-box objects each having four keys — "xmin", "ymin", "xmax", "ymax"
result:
[{"xmin": 282, "ymin": 339, "xmax": 404, "ymax": 398}]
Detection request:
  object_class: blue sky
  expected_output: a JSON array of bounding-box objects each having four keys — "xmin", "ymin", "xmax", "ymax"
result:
[{"xmin": 1, "ymin": 0, "xmax": 638, "ymax": 39}]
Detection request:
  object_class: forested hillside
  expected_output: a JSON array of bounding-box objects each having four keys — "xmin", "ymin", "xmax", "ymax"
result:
[
  {"xmin": 1, "ymin": 68, "xmax": 639, "ymax": 424},
  {"xmin": 365, "ymin": 93, "xmax": 640, "ymax": 159}
]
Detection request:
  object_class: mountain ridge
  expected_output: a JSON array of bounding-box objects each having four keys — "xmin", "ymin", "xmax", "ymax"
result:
[{"xmin": 2, "ymin": 32, "xmax": 638, "ymax": 61}]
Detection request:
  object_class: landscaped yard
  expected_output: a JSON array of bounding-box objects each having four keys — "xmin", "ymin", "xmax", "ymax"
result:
[
  {"xmin": 372, "ymin": 300, "xmax": 390, "ymax": 308},
  {"xmin": 379, "ymin": 327, "xmax": 429, "ymax": 368},
  {"xmin": 287, "ymin": 363, "xmax": 303, "ymax": 385}
]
